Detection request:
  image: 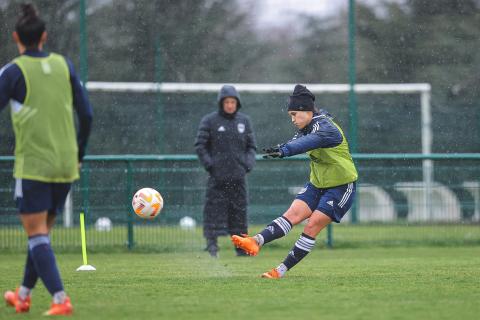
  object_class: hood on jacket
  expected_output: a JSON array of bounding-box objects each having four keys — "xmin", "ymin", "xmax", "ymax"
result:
[{"xmin": 217, "ymin": 85, "xmax": 242, "ymax": 110}]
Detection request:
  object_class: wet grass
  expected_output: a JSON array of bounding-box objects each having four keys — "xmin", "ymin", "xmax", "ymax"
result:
[{"xmin": 1, "ymin": 246, "xmax": 479, "ymax": 319}]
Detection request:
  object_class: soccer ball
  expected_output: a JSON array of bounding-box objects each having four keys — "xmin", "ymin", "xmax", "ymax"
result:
[
  {"xmin": 132, "ymin": 188, "xmax": 164, "ymax": 219},
  {"xmin": 179, "ymin": 216, "xmax": 196, "ymax": 230},
  {"xmin": 95, "ymin": 217, "xmax": 112, "ymax": 231}
]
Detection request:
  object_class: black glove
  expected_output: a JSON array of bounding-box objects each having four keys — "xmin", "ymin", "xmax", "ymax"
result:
[{"xmin": 262, "ymin": 145, "xmax": 283, "ymax": 159}]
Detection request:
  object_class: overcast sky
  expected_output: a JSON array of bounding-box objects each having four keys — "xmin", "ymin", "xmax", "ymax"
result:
[
  {"xmin": 255, "ymin": 0, "xmax": 345, "ymax": 26},
  {"xmin": 251, "ymin": 0, "xmax": 403, "ymax": 27}
]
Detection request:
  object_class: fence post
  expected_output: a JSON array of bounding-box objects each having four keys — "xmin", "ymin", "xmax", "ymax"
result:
[
  {"xmin": 126, "ymin": 161, "xmax": 134, "ymax": 250},
  {"xmin": 81, "ymin": 163, "xmax": 90, "ymax": 225},
  {"xmin": 326, "ymin": 224, "xmax": 333, "ymax": 249},
  {"xmin": 79, "ymin": 0, "xmax": 88, "ymax": 84},
  {"xmin": 348, "ymin": 0, "xmax": 358, "ymax": 224},
  {"xmin": 155, "ymin": 36, "xmax": 164, "ymax": 154}
]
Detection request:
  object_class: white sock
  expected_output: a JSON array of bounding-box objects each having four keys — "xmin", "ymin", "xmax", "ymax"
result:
[
  {"xmin": 18, "ymin": 286, "xmax": 31, "ymax": 300},
  {"xmin": 253, "ymin": 234, "xmax": 264, "ymax": 247},
  {"xmin": 275, "ymin": 263, "xmax": 288, "ymax": 277},
  {"xmin": 53, "ymin": 291, "xmax": 66, "ymax": 304}
]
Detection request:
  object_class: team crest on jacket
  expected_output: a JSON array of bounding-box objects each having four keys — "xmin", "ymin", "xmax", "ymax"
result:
[{"xmin": 237, "ymin": 123, "xmax": 245, "ymax": 133}]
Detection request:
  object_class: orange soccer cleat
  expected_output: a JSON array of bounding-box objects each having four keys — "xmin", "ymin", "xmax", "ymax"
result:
[
  {"xmin": 43, "ymin": 296, "xmax": 73, "ymax": 316},
  {"xmin": 261, "ymin": 268, "xmax": 282, "ymax": 279},
  {"xmin": 4, "ymin": 288, "xmax": 31, "ymax": 313},
  {"xmin": 231, "ymin": 234, "xmax": 260, "ymax": 256}
]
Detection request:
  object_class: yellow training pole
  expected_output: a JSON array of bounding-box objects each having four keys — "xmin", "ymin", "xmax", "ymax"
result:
[
  {"xmin": 80, "ymin": 212, "xmax": 88, "ymax": 265},
  {"xmin": 76, "ymin": 212, "xmax": 96, "ymax": 271}
]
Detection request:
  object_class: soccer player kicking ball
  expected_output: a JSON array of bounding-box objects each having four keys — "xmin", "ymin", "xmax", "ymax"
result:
[
  {"xmin": 232, "ymin": 84, "xmax": 358, "ymax": 279},
  {"xmin": 1, "ymin": 3, "xmax": 92, "ymax": 315}
]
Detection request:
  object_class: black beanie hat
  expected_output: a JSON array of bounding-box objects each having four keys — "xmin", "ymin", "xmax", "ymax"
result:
[{"xmin": 287, "ymin": 84, "xmax": 315, "ymax": 111}]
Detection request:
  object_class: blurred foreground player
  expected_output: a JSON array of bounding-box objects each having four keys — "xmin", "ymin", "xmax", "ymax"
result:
[{"xmin": 1, "ymin": 3, "xmax": 92, "ymax": 315}]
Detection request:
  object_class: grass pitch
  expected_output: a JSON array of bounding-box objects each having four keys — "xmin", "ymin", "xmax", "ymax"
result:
[{"xmin": 1, "ymin": 244, "xmax": 479, "ymax": 319}]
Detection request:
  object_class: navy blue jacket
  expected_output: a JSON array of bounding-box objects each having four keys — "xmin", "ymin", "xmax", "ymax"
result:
[
  {"xmin": 0, "ymin": 50, "xmax": 93, "ymax": 161},
  {"xmin": 279, "ymin": 110, "xmax": 343, "ymax": 157},
  {"xmin": 195, "ymin": 85, "xmax": 256, "ymax": 181}
]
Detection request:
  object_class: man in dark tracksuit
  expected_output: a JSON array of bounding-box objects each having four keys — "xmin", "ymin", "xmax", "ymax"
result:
[{"xmin": 195, "ymin": 85, "xmax": 257, "ymax": 257}]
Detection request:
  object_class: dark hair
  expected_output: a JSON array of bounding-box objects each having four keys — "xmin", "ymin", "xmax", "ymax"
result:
[{"xmin": 15, "ymin": 3, "xmax": 46, "ymax": 48}]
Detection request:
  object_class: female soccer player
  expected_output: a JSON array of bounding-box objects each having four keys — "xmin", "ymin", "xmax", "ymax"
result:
[
  {"xmin": 1, "ymin": 3, "xmax": 93, "ymax": 315},
  {"xmin": 232, "ymin": 84, "xmax": 357, "ymax": 278}
]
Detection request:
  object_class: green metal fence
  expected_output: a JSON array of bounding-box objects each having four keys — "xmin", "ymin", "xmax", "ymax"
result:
[{"xmin": 1, "ymin": 154, "xmax": 479, "ymax": 252}]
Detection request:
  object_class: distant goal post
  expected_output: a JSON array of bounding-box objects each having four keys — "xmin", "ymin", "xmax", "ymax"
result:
[{"xmin": 85, "ymin": 81, "xmax": 432, "ymax": 180}]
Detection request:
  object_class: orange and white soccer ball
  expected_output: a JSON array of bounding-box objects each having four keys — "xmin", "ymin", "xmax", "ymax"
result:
[{"xmin": 132, "ymin": 188, "xmax": 164, "ymax": 219}]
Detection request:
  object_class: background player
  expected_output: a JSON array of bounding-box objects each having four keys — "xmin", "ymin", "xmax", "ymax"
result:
[{"xmin": 195, "ymin": 85, "xmax": 257, "ymax": 257}]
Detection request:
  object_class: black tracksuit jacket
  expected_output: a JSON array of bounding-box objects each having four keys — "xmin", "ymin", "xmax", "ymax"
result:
[{"xmin": 194, "ymin": 85, "xmax": 256, "ymax": 238}]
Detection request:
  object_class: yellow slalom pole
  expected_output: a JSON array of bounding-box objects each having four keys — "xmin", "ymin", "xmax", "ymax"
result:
[
  {"xmin": 80, "ymin": 212, "xmax": 88, "ymax": 265},
  {"xmin": 76, "ymin": 212, "xmax": 96, "ymax": 271}
]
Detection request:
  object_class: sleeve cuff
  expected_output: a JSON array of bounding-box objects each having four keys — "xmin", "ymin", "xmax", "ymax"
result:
[{"xmin": 279, "ymin": 146, "xmax": 289, "ymax": 157}]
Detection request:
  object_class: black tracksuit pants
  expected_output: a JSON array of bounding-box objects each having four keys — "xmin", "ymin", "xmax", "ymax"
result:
[{"xmin": 203, "ymin": 176, "xmax": 248, "ymax": 240}]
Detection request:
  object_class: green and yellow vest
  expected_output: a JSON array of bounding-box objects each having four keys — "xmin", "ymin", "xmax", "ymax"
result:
[
  {"xmin": 11, "ymin": 53, "xmax": 79, "ymax": 182},
  {"xmin": 307, "ymin": 118, "xmax": 358, "ymax": 188}
]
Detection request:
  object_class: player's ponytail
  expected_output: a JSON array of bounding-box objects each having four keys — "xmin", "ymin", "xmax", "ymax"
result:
[{"xmin": 15, "ymin": 3, "xmax": 46, "ymax": 48}]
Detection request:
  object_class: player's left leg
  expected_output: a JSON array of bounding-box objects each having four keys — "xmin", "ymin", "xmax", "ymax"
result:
[
  {"xmin": 263, "ymin": 182, "xmax": 356, "ymax": 279},
  {"xmin": 232, "ymin": 183, "xmax": 320, "ymax": 255},
  {"xmin": 262, "ymin": 211, "xmax": 331, "ymax": 278},
  {"xmin": 231, "ymin": 199, "xmax": 311, "ymax": 256},
  {"xmin": 7, "ymin": 231, "xmax": 41, "ymax": 312},
  {"xmin": 4, "ymin": 206, "xmax": 62, "ymax": 312},
  {"xmin": 4, "ymin": 179, "xmax": 45, "ymax": 313}
]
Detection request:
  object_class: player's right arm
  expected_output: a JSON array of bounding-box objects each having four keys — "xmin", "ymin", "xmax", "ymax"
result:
[
  {"xmin": 194, "ymin": 115, "xmax": 213, "ymax": 171},
  {"xmin": 263, "ymin": 117, "xmax": 342, "ymax": 159},
  {"xmin": 280, "ymin": 122, "xmax": 342, "ymax": 157},
  {"xmin": 0, "ymin": 63, "xmax": 17, "ymax": 112}
]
